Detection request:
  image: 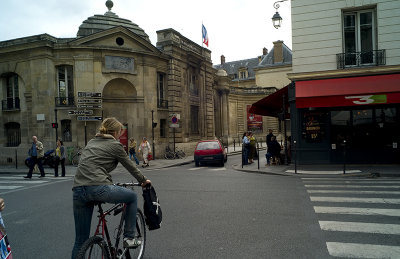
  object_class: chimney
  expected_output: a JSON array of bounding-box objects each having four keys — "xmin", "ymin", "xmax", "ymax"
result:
[
  {"xmin": 273, "ymin": 40, "xmax": 284, "ymax": 63},
  {"xmin": 221, "ymin": 55, "xmax": 225, "ymax": 64},
  {"xmin": 263, "ymin": 47, "xmax": 268, "ymax": 55}
]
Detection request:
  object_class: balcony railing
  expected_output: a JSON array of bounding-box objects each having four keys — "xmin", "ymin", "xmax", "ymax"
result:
[
  {"xmin": 2, "ymin": 97, "xmax": 20, "ymax": 111},
  {"xmin": 55, "ymin": 97, "xmax": 75, "ymax": 107},
  {"xmin": 337, "ymin": 49, "xmax": 386, "ymax": 69},
  {"xmin": 157, "ymin": 99, "xmax": 168, "ymax": 109}
]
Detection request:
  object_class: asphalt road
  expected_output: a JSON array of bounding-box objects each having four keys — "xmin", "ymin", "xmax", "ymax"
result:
[{"xmin": 2, "ymin": 155, "xmax": 399, "ymax": 258}]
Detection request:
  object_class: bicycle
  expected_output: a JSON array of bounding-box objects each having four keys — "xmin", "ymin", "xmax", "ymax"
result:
[
  {"xmin": 71, "ymin": 147, "xmax": 82, "ymax": 166},
  {"xmin": 76, "ymin": 182, "xmax": 146, "ymax": 259},
  {"xmin": 164, "ymin": 146, "xmax": 186, "ymax": 159}
]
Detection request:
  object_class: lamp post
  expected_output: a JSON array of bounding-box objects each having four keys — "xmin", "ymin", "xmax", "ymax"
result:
[{"xmin": 272, "ymin": 0, "xmax": 288, "ymax": 29}]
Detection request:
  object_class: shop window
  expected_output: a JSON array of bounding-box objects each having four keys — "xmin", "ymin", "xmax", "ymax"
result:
[
  {"xmin": 376, "ymin": 108, "xmax": 396, "ymax": 124},
  {"xmin": 190, "ymin": 105, "xmax": 199, "ymax": 134},
  {"xmin": 331, "ymin": 111, "xmax": 350, "ymax": 126},
  {"xmin": 160, "ymin": 119, "xmax": 166, "ymax": 138},
  {"xmin": 352, "ymin": 109, "xmax": 372, "ymax": 125},
  {"xmin": 4, "ymin": 122, "xmax": 21, "ymax": 147},
  {"xmin": 61, "ymin": 119, "xmax": 72, "ymax": 142}
]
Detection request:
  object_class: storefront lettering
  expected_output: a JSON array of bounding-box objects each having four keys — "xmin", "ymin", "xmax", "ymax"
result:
[{"xmin": 345, "ymin": 94, "xmax": 387, "ymax": 105}]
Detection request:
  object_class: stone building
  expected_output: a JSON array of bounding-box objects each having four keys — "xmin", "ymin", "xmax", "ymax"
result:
[{"xmin": 0, "ymin": 2, "xmax": 213, "ymax": 165}]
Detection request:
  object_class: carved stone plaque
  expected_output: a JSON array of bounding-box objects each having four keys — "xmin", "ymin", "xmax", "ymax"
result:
[{"xmin": 104, "ymin": 56, "xmax": 134, "ymax": 73}]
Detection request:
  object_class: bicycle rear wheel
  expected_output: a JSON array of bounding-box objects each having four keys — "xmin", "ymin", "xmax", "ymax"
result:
[
  {"xmin": 129, "ymin": 209, "xmax": 146, "ymax": 259},
  {"xmin": 76, "ymin": 236, "xmax": 111, "ymax": 259}
]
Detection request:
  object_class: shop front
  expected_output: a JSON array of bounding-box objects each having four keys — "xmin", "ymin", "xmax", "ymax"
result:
[{"xmin": 291, "ymin": 73, "xmax": 400, "ymax": 164}]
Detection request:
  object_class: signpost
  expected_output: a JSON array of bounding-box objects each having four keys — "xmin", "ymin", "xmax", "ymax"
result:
[
  {"xmin": 77, "ymin": 116, "xmax": 103, "ymax": 121},
  {"xmin": 170, "ymin": 114, "xmax": 180, "ymax": 152},
  {"xmin": 68, "ymin": 110, "xmax": 93, "ymax": 115}
]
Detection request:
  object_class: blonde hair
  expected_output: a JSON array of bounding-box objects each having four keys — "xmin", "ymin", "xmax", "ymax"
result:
[{"xmin": 99, "ymin": 117, "xmax": 123, "ymax": 135}]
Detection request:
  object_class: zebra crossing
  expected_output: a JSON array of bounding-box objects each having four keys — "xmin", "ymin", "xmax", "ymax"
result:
[
  {"xmin": 0, "ymin": 175, "xmax": 71, "ymax": 194},
  {"xmin": 302, "ymin": 176, "xmax": 400, "ymax": 258}
]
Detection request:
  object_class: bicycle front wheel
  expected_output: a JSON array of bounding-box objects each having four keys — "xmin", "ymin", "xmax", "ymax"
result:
[
  {"xmin": 76, "ymin": 236, "xmax": 111, "ymax": 259},
  {"xmin": 72, "ymin": 153, "xmax": 81, "ymax": 166},
  {"xmin": 128, "ymin": 209, "xmax": 146, "ymax": 259}
]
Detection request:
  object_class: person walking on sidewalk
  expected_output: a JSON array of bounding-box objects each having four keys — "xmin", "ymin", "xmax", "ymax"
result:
[
  {"xmin": 71, "ymin": 117, "xmax": 151, "ymax": 258},
  {"xmin": 128, "ymin": 137, "xmax": 140, "ymax": 165},
  {"xmin": 54, "ymin": 139, "xmax": 66, "ymax": 177},
  {"xmin": 139, "ymin": 137, "xmax": 151, "ymax": 167},
  {"xmin": 24, "ymin": 136, "xmax": 45, "ymax": 179}
]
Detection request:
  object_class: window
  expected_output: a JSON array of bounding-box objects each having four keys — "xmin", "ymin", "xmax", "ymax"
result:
[
  {"xmin": 4, "ymin": 122, "xmax": 21, "ymax": 147},
  {"xmin": 160, "ymin": 119, "xmax": 166, "ymax": 138},
  {"xmin": 61, "ymin": 119, "xmax": 72, "ymax": 142},
  {"xmin": 157, "ymin": 73, "xmax": 168, "ymax": 108},
  {"xmin": 189, "ymin": 67, "xmax": 198, "ymax": 96},
  {"xmin": 56, "ymin": 65, "xmax": 74, "ymax": 106},
  {"xmin": 190, "ymin": 105, "xmax": 199, "ymax": 134},
  {"xmin": 1, "ymin": 73, "xmax": 20, "ymax": 110},
  {"xmin": 239, "ymin": 69, "xmax": 247, "ymax": 79},
  {"xmin": 343, "ymin": 9, "xmax": 375, "ymax": 66}
]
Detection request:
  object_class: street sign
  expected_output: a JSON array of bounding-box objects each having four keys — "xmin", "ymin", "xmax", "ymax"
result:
[
  {"xmin": 170, "ymin": 123, "xmax": 179, "ymax": 128},
  {"xmin": 68, "ymin": 110, "xmax": 93, "ymax": 115},
  {"xmin": 77, "ymin": 99, "xmax": 102, "ymax": 104},
  {"xmin": 77, "ymin": 104, "xmax": 102, "ymax": 109},
  {"xmin": 77, "ymin": 116, "xmax": 103, "ymax": 121},
  {"xmin": 78, "ymin": 92, "xmax": 102, "ymax": 98}
]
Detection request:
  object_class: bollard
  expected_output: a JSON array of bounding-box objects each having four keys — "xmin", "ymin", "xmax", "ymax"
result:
[
  {"xmin": 15, "ymin": 149, "xmax": 18, "ymax": 169},
  {"xmin": 257, "ymin": 142, "xmax": 260, "ymax": 170},
  {"xmin": 293, "ymin": 140, "xmax": 297, "ymax": 174},
  {"xmin": 343, "ymin": 140, "xmax": 346, "ymax": 174},
  {"xmin": 233, "ymin": 139, "xmax": 236, "ymax": 151}
]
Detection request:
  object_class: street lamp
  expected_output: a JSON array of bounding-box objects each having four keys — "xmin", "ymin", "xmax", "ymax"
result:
[{"xmin": 272, "ymin": 0, "xmax": 288, "ymax": 29}]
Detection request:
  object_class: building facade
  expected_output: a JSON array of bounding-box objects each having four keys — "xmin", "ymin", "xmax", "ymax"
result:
[
  {"xmin": 289, "ymin": 0, "xmax": 400, "ymax": 164},
  {"xmin": 0, "ymin": 4, "xmax": 214, "ymax": 165}
]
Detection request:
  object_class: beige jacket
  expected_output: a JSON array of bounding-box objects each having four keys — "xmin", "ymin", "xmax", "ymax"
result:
[{"xmin": 73, "ymin": 134, "xmax": 146, "ymax": 188}]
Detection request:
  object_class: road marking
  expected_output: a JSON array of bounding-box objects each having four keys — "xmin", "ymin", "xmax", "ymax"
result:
[
  {"xmin": 305, "ymin": 184, "xmax": 400, "ymax": 188},
  {"xmin": 188, "ymin": 168, "xmax": 203, "ymax": 171},
  {"xmin": 314, "ymin": 206, "xmax": 400, "ymax": 217},
  {"xmin": 303, "ymin": 180, "xmax": 399, "ymax": 184},
  {"xmin": 210, "ymin": 168, "xmax": 226, "ymax": 171},
  {"xmin": 319, "ymin": 221, "xmax": 400, "ymax": 235},
  {"xmin": 308, "ymin": 190, "xmax": 400, "ymax": 194},
  {"xmin": 302, "ymin": 177, "xmax": 400, "ymax": 181},
  {"xmin": 287, "ymin": 170, "xmax": 361, "ymax": 174},
  {"xmin": 0, "ymin": 180, "xmax": 48, "ymax": 184},
  {"xmin": 310, "ymin": 196, "xmax": 400, "ymax": 204},
  {"xmin": 326, "ymin": 242, "xmax": 400, "ymax": 258},
  {"xmin": 0, "ymin": 186, "xmax": 23, "ymax": 189}
]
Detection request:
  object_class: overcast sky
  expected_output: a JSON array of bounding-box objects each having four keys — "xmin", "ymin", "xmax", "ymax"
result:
[{"xmin": 0, "ymin": 0, "xmax": 292, "ymax": 64}]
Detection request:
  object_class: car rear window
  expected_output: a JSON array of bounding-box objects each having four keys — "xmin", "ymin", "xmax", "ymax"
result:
[{"xmin": 196, "ymin": 142, "xmax": 220, "ymax": 150}]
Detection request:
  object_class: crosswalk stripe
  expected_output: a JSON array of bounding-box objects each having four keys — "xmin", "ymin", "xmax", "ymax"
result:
[
  {"xmin": 310, "ymin": 196, "xmax": 400, "ymax": 204},
  {"xmin": 188, "ymin": 168, "xmax": 203, "ymax": 170},
  {"xmin": 0, "ymin": 186, "xmax": 23, "ymax": 190},
  {"xmin": 304, "ymin": 180, "xmax": 399, "ymax": 184},
  {"xmin": 308, "ymin": 190, "xmax": 400, "ymax": 194},
  {"xmin": 305, "ymin": 184, "xmax": 400, "ymax": 188},
  {"xmin": 287, "ymin": 170, "xmax": 361, "ymax": 174},
  {"xmin": 210, "ymin": 168, "xmax": 226, "ymax": 171},
  {"xmin": 0, "ymin": 180, "xmax": 48, "ymax": 184},
  {"xmin": 319, "ymin": 221, "xmax": 400, "ymax": 235},
  {"xmin": 302, "ymin": 177, "xmax": 400, "ymax": 181},
  {"xmin": 326, "ymin": 242, "xmax": 400, "ymax": 258},
  {"xmin": 314, "ymin": 206, "xmax": 400, "ymax": 217}
]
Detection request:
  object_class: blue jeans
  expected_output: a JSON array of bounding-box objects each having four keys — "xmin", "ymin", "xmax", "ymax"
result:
[
  {"xmin": 242, "ymin": 146, "xmax": 249, "ymax": 165},
  {"xmin": 129, "ymin": 152, "xmax": 140, "ymax": 165},
  {"xmin": 265, "ymin": 152, "xmax": 272, "ymax": 165},
  {"xmin": 71, "ymin": 185, "xmax": 138, "ymax": 259}
]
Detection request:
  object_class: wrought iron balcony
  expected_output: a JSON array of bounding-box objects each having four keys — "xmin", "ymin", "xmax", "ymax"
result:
[
  {"xmin": 2, "ymin": 97, "xmax": 20, "ymax": 111},
  {"xmin": 157, "ymin": 99, "xmax": 168, "ymax": 109},
  {"xmin": 337, "ymin": 49, "xmax": 386, "ymax": 69},
  {"xmin": 55, "ymin": 97, "xmax": 75, "ymax": 107}
]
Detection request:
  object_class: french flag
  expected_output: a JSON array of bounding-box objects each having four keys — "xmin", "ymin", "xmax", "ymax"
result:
[{"xmin": 202, "ymin": 24, "xmax": 209, "ymax": 47}]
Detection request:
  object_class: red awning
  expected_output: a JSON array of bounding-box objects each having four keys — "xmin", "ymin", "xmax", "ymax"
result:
[
  {"xmin": 249, "ymin": 85, "xmax": 289, "ymax": 117},
  {"xmin": 296, "ymin": 74, "xmax": 400, "ymax": 108}
]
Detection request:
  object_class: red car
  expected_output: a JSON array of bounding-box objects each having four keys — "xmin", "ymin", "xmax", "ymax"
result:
[{"xmin": 194, "ymin": 140, "xmax": 227, "ymax": 167}]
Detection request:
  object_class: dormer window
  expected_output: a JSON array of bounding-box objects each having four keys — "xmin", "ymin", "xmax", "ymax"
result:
[{"xmin": 238, "ymin": 68, "xmax": 248, "ymax": 79}]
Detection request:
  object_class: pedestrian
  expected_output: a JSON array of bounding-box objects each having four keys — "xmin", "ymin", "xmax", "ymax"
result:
[
  {"xmin": 138, "ymin": 137, "xmax": 151, "ymax": 167},
  {"xmin": 24, "ymin": 136, "xmax": 45, "ymax": 178},
  {"xmin": 128, "ymin": 137, "xmax": 140, "ymax": 165},
  {"xmin": 266, "ymin": 129, "xmax": 274, "ymax": 147},
  {"xmin": 266, "ymin": 136, "xmax": 281, "ymax": 165},
  {"xmin": 71, "ymin": 117, "xmax": 151, "ymax": 259},
  {"xmin": 242, "ymin": 132, "xmax": 250, "ymax": 165},
  {"xmin": 248, "ymin": 132, "xmax": 256, "ymax": 164},
  {"xmin": 54, "ymin": 139, "xmax": 66, "ymax": 177}
]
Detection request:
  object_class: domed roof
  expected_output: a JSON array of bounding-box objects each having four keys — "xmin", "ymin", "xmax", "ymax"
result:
[{"xmin": 77, "ymin": 0, "xmax": 150, "ymax": 42}]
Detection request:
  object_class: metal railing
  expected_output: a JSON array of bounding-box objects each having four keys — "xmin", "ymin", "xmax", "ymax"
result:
[
  {"xmin": 336, "ymin": 49, "xmax": 386, "ymax": 69},
  {"xmin": 55, "ymin": 97, "xmax": 75, "ymax": 107},
  {"xmin": 2, "ymin": 97, "xmax": 20, "ymax": 111}
]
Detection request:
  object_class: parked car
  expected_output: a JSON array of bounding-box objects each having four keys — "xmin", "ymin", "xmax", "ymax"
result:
[{"xmin": 194, "ymin": 140, "xmax": 227, "ymax": 167}]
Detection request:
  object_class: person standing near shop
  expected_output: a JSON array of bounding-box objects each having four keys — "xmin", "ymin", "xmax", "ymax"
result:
[
  {"xmin": 248, "ymin": 132, "xmax": 256, "ymax": 164},
  {"xmin": 54, "ymin": 139, "xmax": 66, "ymax": 177},
  {"xmin": 242, "ymin": 132, "xmax": 250, "ymax": 165},
  {"xmin": 138, "ymin": 137, "xmax": 151, "ymax": 167},
  {"xmin": 24, "ymin": 136, "xmax": 45, "ymax": 178}
]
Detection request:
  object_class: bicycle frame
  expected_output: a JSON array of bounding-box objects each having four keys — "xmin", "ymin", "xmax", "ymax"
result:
[{"xmin": 94, "ymin": 202, "xmax": 129, "ymax": 258}]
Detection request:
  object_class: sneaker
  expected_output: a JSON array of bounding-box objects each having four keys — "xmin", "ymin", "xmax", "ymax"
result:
[
  {"xmin": 23, "ymin": 176, "xmax": 32, "ymax": 179},
  {"xmin": 123, "ymin": 238, "xmax": 141, "ymax": 248}
]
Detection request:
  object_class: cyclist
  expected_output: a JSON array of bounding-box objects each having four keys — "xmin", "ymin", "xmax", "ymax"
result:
[{"xmin": 71, "ymin": 117, "xmax": 151, "ymax": 259}]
